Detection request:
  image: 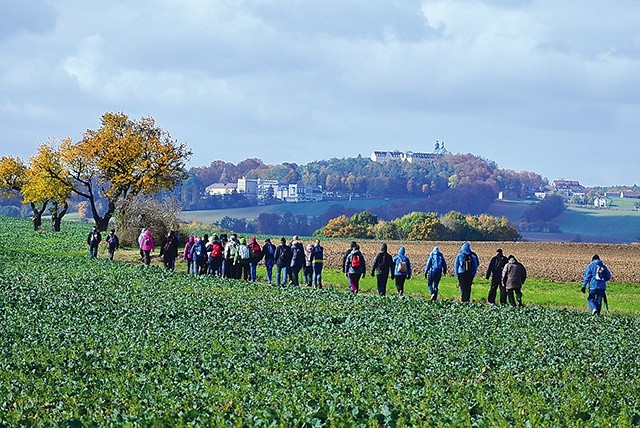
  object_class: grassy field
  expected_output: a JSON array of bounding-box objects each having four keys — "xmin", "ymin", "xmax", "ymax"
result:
[{"xmin": 3, "ymin": 217, "xmax": 640, "ymax": 425}]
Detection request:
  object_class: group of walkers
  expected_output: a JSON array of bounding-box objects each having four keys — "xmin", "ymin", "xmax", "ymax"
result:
[
  {"xmin": 179, "ymin": 233, "xmax": 325, "ymax": 288},
  {"xmin": 88, "ymin": 227, "xmax": 613, "ymax": 314}
]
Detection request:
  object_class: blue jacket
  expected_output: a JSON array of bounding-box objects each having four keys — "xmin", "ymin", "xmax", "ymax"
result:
[
  {"xmin": 582, "ymin": 259, "xmax": 611, "ymax": 291},
  {"xmin": 393, "ymin": 247, "xmax": 412, "ymax": 277},
  {"xmin": 424, "ymin": 246, "xmax": 447, "ymax": 277},
  {"xmin": 454, "ymin": 242, "xmax": 479, "ymax": 276}
]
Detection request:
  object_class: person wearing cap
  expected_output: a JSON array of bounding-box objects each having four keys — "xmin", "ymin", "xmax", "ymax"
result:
[
  {"xmin": 581, "ymin": 254, "xmax": 612, "ymax": 315},
  {"xmin": 262, "ymin": 238, "xmax": 277, "ymax": 284},
  {"xmin": 87, "ymin": 226, "xmax": 102, "ymax": 258},
  {"xmin": 486, "ymin": 248, "xmax": 508, "ymax": 304},
  {"xmin": 424, "ymin": 246, "xmax": 447, "ymax": 301},
  {"xmin": 502, "ymin": 255, "xmax": 527, "ymax": 307},
  {"xmin": 371, "ymin": 243, "xmax": 394, "ymax": 296}
]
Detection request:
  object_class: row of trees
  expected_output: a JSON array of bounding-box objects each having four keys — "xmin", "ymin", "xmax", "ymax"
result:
[
  {"xmin": 317, "ymin": 211, "xmax": 521, "ymax": 242},
  {"xmin": 171, "ymin": 154, "xmax": 547, "ymax": 211},
  {"xmin": 0, "ymin": 113, "xmax": 191, "ymax": 232}
]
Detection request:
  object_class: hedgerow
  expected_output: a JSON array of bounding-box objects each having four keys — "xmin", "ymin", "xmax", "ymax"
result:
[{"xmin": 1, "ymin": 217, "xmax": 640, "ymax": 426}]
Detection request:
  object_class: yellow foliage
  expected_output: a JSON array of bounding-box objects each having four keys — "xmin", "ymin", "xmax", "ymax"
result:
[
  {"xmin": 0, "ymin": 156, "xmax": 27, "ymax": 197},
  {"xmin": 22, "ymin": 143, "xmax": 72, "ymax": 204}
]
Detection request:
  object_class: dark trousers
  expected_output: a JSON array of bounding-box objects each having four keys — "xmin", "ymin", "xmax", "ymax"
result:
[
  {"xmin": 291, "ymin": 265, "xmax": 302, "ymax": 286},
  {"xmin": 395, "ymin": 276, "xmax": 407, "ymax": 295},
  {"xmin": 458, "ymin": 272, "xmax": 474, "ymax": 302},
  {"xmin": 376, "ymin": 274, "xmax": 389, "ymax": 296},
  {"xmin": 488, "ymin": 282, "xmax": 507, "ymax": 304},
  {"xmin": 507, "ymin": 288, "xmax": 523, "ymax": 307}
]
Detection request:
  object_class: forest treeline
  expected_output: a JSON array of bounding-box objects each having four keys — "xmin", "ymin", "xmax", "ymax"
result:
[{"xmin": 169, "ymin": 153, "xmax": 547, "ymax": 211}]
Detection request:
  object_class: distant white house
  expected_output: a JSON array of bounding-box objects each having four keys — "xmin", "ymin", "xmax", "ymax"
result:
[
  {"xmin": 552, "ymin": 180, "xmax": 586, "ymax": 197},
  {"xmin": 205, "ymin": 182, "xmax": 237, "ymax": 196},
  {"xmin": 594, "ymin": 197, "xmax": 608, "ymax": 208}
]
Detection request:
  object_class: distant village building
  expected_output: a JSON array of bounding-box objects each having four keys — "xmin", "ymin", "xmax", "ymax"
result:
[
  {"xmin": 207, "ymin": 177, "xmax": 323, "ymax": 203},
  {"xmin": 205, "ymin": 182, "xmax": 237, "ymax": 196},
  {"xmin": 594, "ymin": 196, "xmax": 608, "ymax": 208},
  {"xmin": 552, "ymin": 180, "xmax": 586, "ymax": 197},
  {"xmin": 620, "ymin": 190, "xmax": 640, "ymax": 199},
  {"xmin": 371, "ymin": 141, "xmax": 449, "ymax": 163}
]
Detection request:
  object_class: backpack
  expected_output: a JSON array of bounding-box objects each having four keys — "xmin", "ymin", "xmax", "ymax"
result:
[
  {"xmin": 431, "ymin": 254, "xmax": 442, "ymax": 273},
  {"xmin": 211, "ymin": 242, "xmax": 223, "ymax": 258},
  {"xmin": 90, "ymin": 232, "xmax": 98, "ymax": 243},
  {"xmin": 238, "ymin": 244, "xmax": 251, "ymax": 260},
  {"xmin": 250, "ymin": 242, "xmax": 262, "ymax": 259},
  {"xmin": 194, "ymin": 241, "xmax": 205, "ymax": 257},
  {"xmin": 351, "ymin": 253, "xmax": 362, "ymax": 269},
  {"xmin": 461, "ymin": 253, "xmax": 473, "ymax": 273},
  {"xmin": 398, "ymin": 258, "xmax": 408, "ymax": 273},
  {"xmin": 595, "ymin": 266, "xmax": 606, "ymax": 281},
  {"xmin": 143, "ymin": 236, "xmax": 151, "ymax": 248}
]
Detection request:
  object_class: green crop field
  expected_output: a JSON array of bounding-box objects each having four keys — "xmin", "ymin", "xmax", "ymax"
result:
[{"xmin": 2, "ymin": 217, "xmax": 640, "ymax": 426}]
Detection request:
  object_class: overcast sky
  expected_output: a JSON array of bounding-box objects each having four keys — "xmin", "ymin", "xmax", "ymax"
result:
[{"xmin": 1, "ymin": 0, "xmax": 639, "ymax": 186}]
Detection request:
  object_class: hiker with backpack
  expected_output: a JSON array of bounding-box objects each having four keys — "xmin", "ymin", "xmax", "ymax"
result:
[
  {"xmin": 248, "ymin": 237, "xmax": 263, "ymax": 282},
  {"xmin": 190, "ymin": 234, "xmax": 209, "ymax": 275},
  {"xmin": 370, "ymin": 243, "xmax": 394, "ymax": 296},
  {"xmin": 393, "ymin": 247, "xmax": 412, "ymax": 296},
  {"xmin": 342, "ymin": 241, "xmax": 357, "ymax": 275},
  {"xmin": 139, "ymin": 229, "xmax": 155, "ymax": 266},
  {"xmin": 183, "ymin": 236, "xmax": 195, "ymax": 274},
  {"xmin": 87, "ymin": 226, "xmax": 102, "ymax": 258},
  {"xmin": 502, "ymin": 255, "xmax": 527, "ymax": 307},
  {"xmin": 454, "ymin": 242, "xmax": 479, "ymax": 302},
  {"xmin": 581, "ymin": 254, "xmax": 612, "ymax": 315},
  {"xmin": 224, "ymin": 234, "xmax": 240, "ymax": 279},
  {"xmin": 289, "ymin": 236, "xmax": 306, "ymax": 286},
  {"xmin": 345, "ymin": 243, "xmax": 366, "ymax": 294},
  {"xmin": 105, "ymin": 229, "xmax": 119, "ymax": 261},
  {"xmin": 485, "ymin": 248, "xmax": 508, "ymax": 304},
  {"xmin": 310, "ymin": 239, "xmax": 324, "ymax": 289},
  {"xmin": 424, "ymin": 246, "xmax": 447, "ymax": 301},
  {"xmin": 236, "ymin": 237, "xmax": 252, "ymax": 281},
  {"xmin": 262, "ymin": 238, "xmax": 277, "ymax": 284},
  {"xmin": 208, "ymin": 235, "xmax": 224, "ymax": 276},
  {"xmin": 274, "ymin": 237, "xmax": 292, "ymax": 286},
  {"xmin": 159, "ymin": 231, "xmax": 179, "ymax": 271},
  {"xmin": 137, "ymin": 228, "xmax": 147, "ymax": 262}
]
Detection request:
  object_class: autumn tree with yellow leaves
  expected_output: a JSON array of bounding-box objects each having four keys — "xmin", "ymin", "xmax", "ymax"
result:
[
  {"xmin": 0, "ymin": 156, "xmax": 48, "ymax": 230},
  {"xmin": 44, "ymin": 113, "xmax": 191, "ymax": 231}
]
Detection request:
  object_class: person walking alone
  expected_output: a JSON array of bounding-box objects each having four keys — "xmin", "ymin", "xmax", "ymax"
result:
[{"xmin": 581, "ymin": 254, "xmax": 612, "ymax": 315}]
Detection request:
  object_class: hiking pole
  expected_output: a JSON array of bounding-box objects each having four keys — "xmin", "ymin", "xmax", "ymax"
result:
[{"xmin": 603, "ymin": 291, "xmax": 609, "ymax": 313}]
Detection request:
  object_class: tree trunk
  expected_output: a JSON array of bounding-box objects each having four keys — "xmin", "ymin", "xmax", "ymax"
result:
[
  {"xmin": 50, "ymin": 201, "xmax": 69, "ymax": 232},
  {"xmin": 30, "ymin": 201, "xmax": 47, "ymax": 231}
]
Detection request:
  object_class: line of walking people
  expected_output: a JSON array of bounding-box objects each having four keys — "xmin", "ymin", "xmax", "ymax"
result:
[
  {"xmin": 343, "ymin": 240, "xmax": 528, "ymax": 307},
  {"xmin": 181, "ymin": 233, "xmax": 325, "ymax": 288}
]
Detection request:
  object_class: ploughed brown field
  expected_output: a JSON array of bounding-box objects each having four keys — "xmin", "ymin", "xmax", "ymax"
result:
[{"xmin": 315, "ymin": 240, "xmax": 640, "ymax": 284}]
